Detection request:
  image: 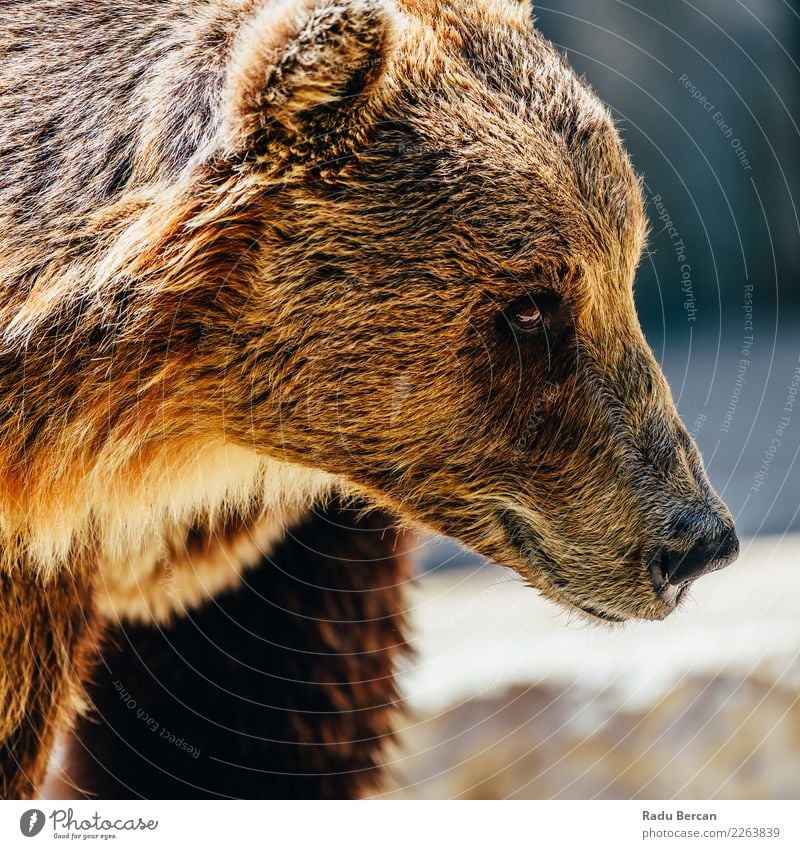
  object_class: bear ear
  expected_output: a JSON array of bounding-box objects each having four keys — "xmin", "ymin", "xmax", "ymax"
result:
[{"xmin": 222, "ymin": 0, "xmax": 398, "ymax": 145}]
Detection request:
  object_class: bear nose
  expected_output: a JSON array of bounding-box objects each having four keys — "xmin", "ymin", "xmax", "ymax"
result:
[{"xmin": 648, "ymin": 524, "xmax": 739, "ymax": 591}]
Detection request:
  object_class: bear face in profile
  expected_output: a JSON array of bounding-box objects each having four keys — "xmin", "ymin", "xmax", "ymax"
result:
[
  {"xmin": 212, "ymin": 0, "xmax": 738, "ymax": 621},
  {"xmin": 0, "ymin": 0, "xmax": 736, "ymax": 623}
]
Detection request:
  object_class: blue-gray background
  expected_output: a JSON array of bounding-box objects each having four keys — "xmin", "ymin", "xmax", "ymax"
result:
[{"xmin": 539, "ymin": 0, "xmax": 800, "ymax": 538}]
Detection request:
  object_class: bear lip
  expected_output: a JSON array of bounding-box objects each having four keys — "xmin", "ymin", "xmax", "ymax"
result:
[{"xmin": 565, "ymin": 598, "xmax": 627, "ymax": 624}]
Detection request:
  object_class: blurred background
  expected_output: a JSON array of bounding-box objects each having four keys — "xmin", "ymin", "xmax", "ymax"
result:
[{"xmin": 382, "ymin": 0, "xmax": 800, "ymax": 799}]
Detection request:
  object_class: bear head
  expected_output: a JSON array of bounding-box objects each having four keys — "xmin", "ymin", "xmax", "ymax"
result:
[{"xmin": 214, "ymin": 0, "xmax": 738, "ymax": 622}]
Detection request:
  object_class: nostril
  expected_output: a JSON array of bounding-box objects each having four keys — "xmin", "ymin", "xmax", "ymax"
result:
[
  {"xmin": 647, "ymin": 548, "xmax": 672, "ymax": 594},
  {"xmin": 648, "ymin": 526, "xmax": 739, "ymax": 591}
]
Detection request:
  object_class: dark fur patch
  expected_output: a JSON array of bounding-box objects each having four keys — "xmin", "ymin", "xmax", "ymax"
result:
[{"xmin": 58, "ymin": 500, "xmax": 411, "ymax": 799}]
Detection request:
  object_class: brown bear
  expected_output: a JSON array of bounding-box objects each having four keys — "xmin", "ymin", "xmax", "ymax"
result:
[{"xmin": 0, "ymin": 0, "xmax": 738, "ymax": 799}]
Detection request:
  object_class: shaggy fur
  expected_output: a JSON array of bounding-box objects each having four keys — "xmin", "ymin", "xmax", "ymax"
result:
[
  {"xmin": 0, "ymin": 0, "xmax": 736, "ymax": 798},
  {"xmin": 0, "ymin": 567, "xmax": 97, "ymax": 799}
]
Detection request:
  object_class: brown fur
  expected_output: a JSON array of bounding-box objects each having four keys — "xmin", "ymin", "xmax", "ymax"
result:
[
  {"xmin": 0, "ymin": 567, "xmax": 98, "ymax": 798},
  {"xmin": 0, "ymin": 0, "xmax": 736, "ymax": 797}
]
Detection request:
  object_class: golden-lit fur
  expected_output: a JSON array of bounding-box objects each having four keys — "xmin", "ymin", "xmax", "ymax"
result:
[
  {"xmin": 0, "ymin": 0, "xmax": 736, "ymax": 798},
  {"xmin": 94, "ymin": 451, "xmax": 333, "ymax": 624}
]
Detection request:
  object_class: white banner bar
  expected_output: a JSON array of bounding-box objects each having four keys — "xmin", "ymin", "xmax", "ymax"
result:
[{"xmin": 0, "ymin": 800, "xmax": 798, "ymax": 848}]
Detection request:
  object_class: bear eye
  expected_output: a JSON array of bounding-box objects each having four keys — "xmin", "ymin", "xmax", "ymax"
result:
[{"xmin": 508, "ymin": 295, "xmax": 544, "ymax": 333}]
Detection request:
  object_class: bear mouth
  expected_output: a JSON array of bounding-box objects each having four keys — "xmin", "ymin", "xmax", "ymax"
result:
[{"xmin": 495, "ymin": 507, "xmax": 656, "ymax": 624}]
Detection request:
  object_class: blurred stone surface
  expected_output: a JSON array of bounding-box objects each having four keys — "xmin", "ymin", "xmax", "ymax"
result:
[
  {"xmin": 382, "ymin": 534, "xmax": 800, "ymax": 799},
  {"xmin": 384, "ymin": 673, "xmax": 800, "ymax": 799}
]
